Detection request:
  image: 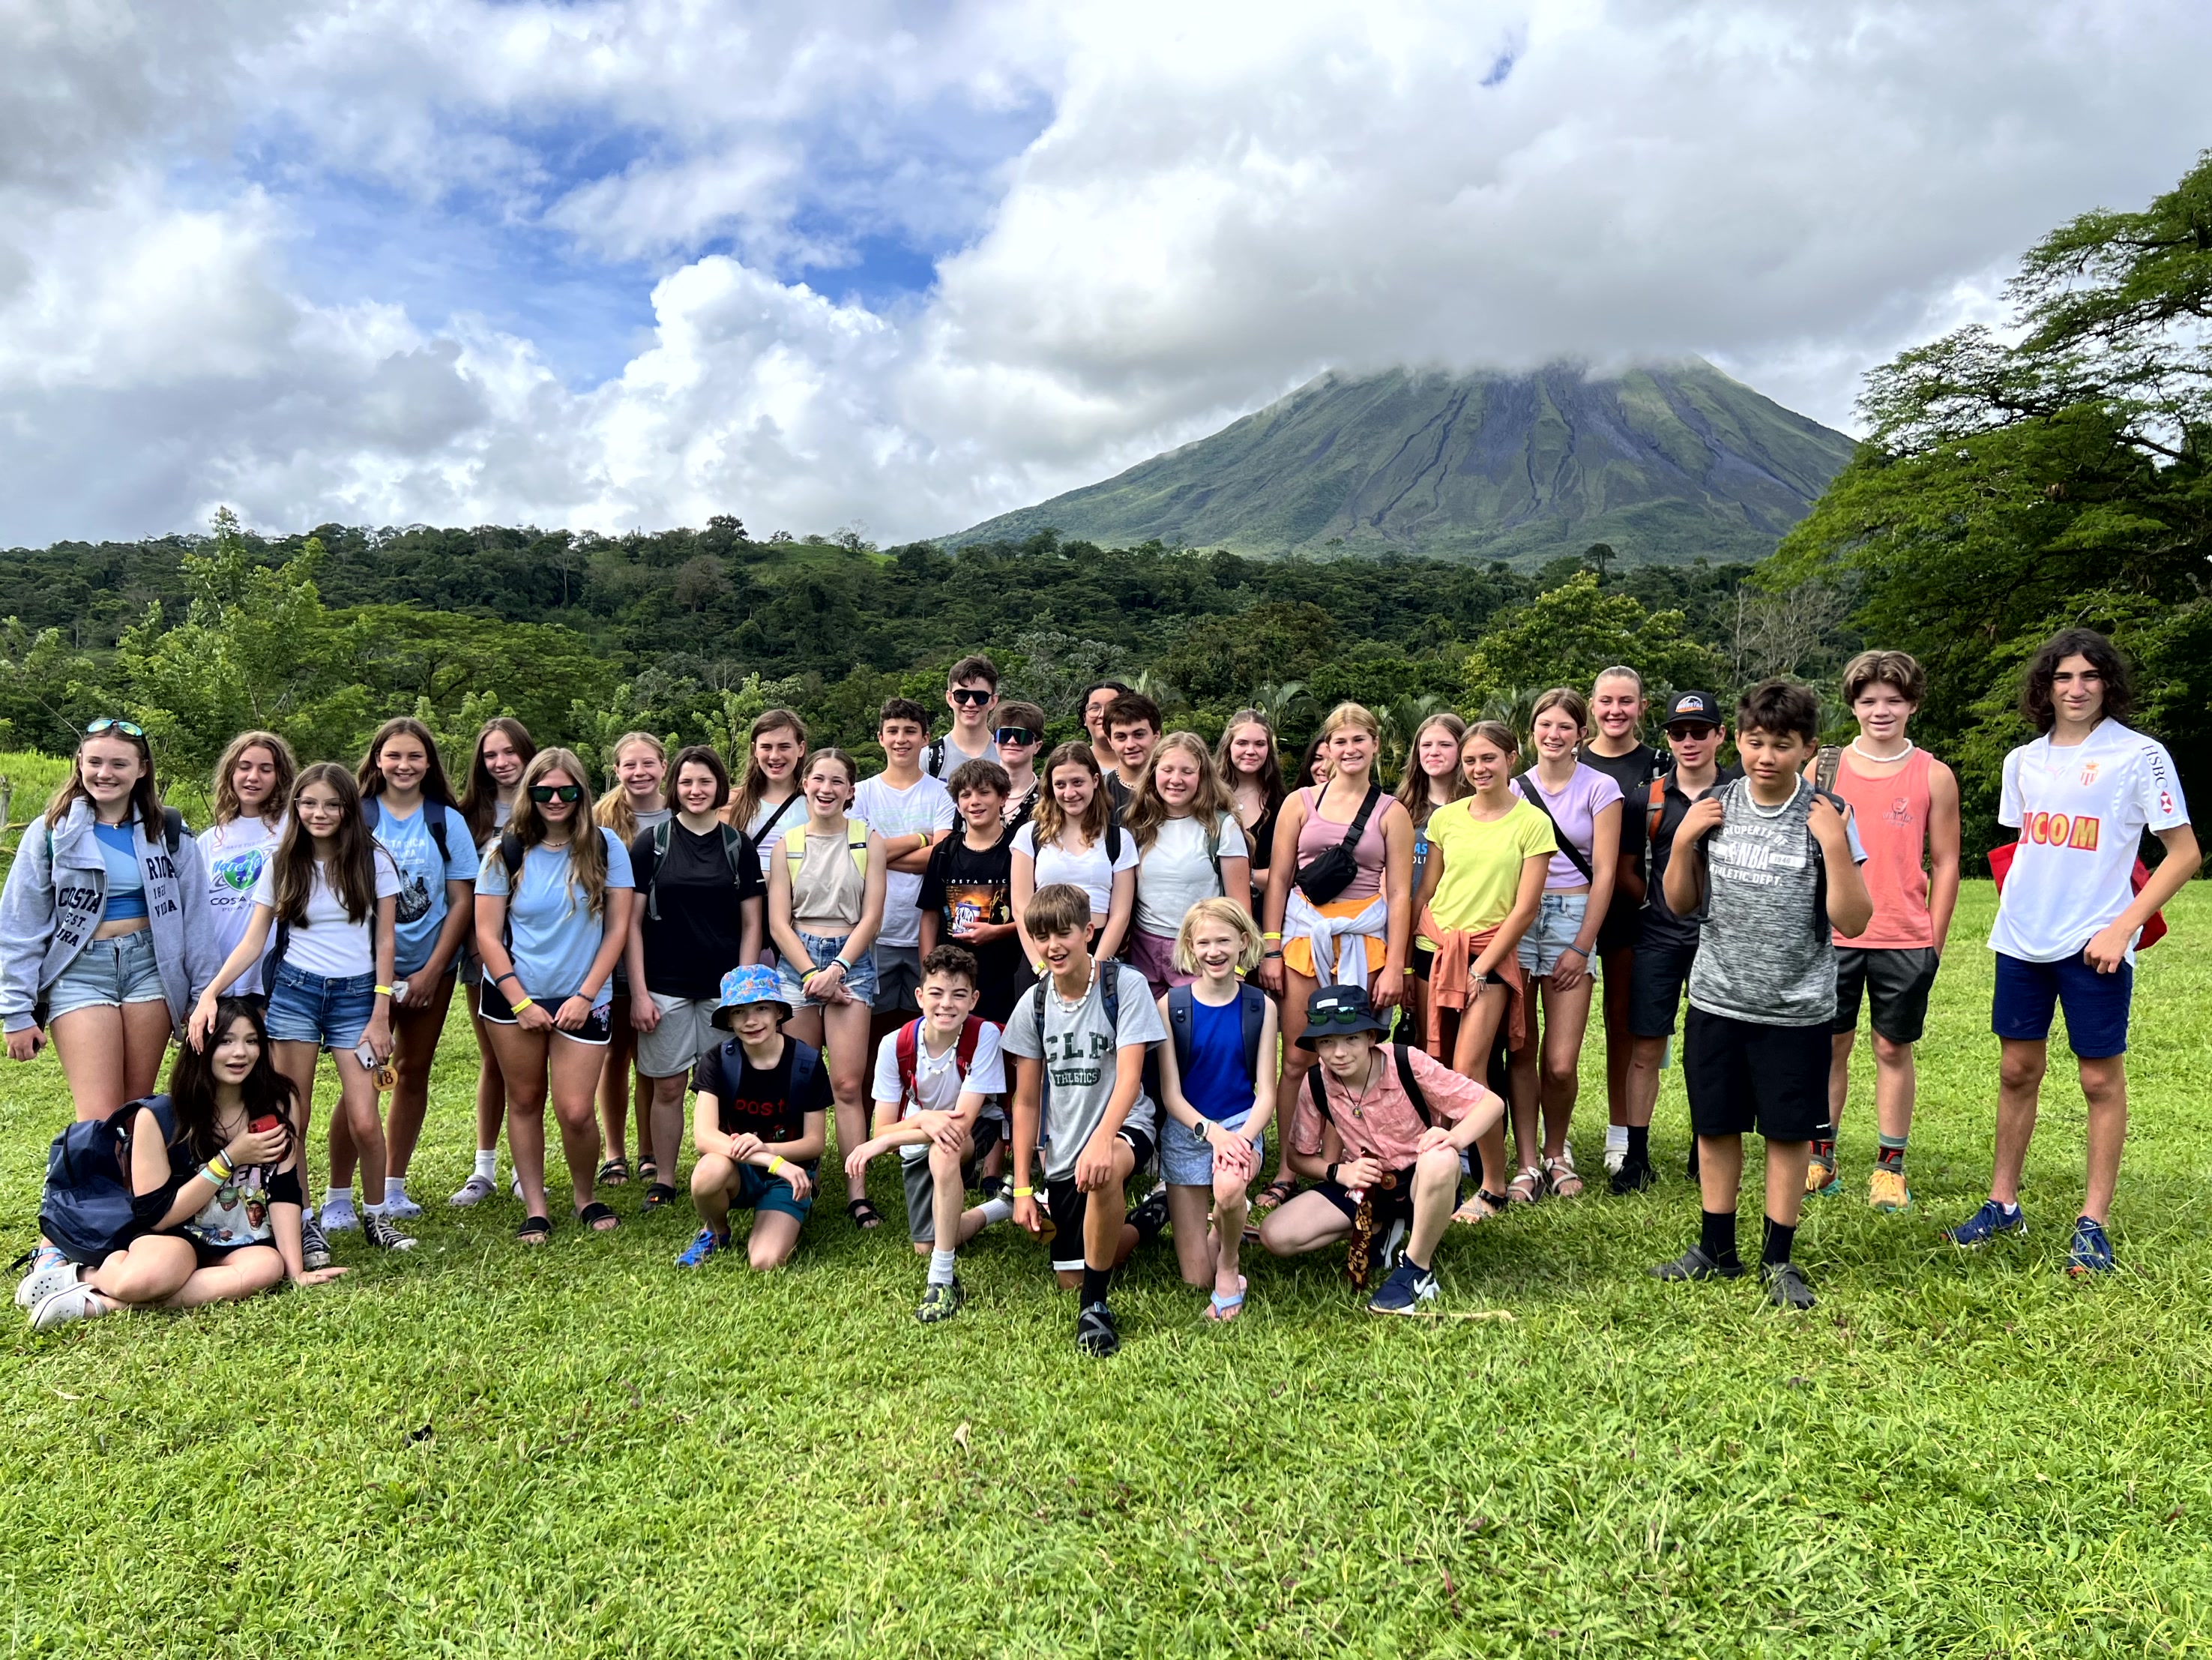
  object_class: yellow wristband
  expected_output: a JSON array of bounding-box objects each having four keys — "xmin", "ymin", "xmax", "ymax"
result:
[
  {"xmin": 1013, "ymin": 1185, "xmax": 1034, "ymax": 1197},
  {"xmin": 373, "ymin": 984, "xmax": 393, "ymax": 996},
  {"xmin": 1262, "ymin": 931, "xmax": 1283, "ymax": 941},
  {"xmin": 512, "ymin": 996, "xmax": 534, "ymax": 1011},
  {"xmin": 768, "ymin": 1155, "xmax": 787, "ymax": 1174}
]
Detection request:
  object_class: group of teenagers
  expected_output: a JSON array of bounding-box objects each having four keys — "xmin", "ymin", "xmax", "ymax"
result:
[{"xmin": 1, "ymin": 628, "xmax": 2195, "ymax": 1354}]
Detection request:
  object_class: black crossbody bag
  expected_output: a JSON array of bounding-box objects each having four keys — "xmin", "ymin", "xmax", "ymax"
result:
[{"xmin": 1294, "ymin": 784, "xmax": 1384, "ymax": 904}]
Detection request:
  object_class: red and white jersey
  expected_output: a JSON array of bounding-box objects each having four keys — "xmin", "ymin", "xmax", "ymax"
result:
[{"xmin": 1989, "ymin": 721, "xmax": 2188, "ymax": 964}]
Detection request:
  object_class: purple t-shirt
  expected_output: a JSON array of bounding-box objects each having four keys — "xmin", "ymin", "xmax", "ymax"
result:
[{"xmin": 1514, "ymin": 765, "xmax": 1624, "ymax": 889}]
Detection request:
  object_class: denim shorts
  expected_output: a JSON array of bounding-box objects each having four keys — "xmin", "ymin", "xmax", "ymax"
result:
[
  {"xmin": 775, "ymin": 931, "xmax": 878, "ymax": 1010},
  {"xmin": 1160, "ymin": 1108, "xmax": 1264, "ymax": 1187},
  {"xmin": 265, "ymin": 961, "xmax": 379, "ymax": 1050},
  {"xmin": 1516, "ymin": 891, "xmax": 1592, "ymax": 978},
  {"xmin": 46, "ymin": 928, "xmax": 166, "ymax": 1020}
]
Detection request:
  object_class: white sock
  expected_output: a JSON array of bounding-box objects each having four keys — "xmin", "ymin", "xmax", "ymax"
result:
[
  {"xmin": 474, "ymin": 1150, "xmax": 497, "ymax": 1182},
  {"xmin": 978, "ymin": 1195, "xmax": 1014, "ymax": 1227},
  {"xmin": 325, "ymin": 1189, "xmax": 356, "ymax": 1214},
  {"xmin": 928, "ymin": 1248, "xmax": 957, "ymax": 1286},
  {"xmin": 364, "ymin": 1201, "xmax": 385, "ymax": 1220},
  {"xmin": 1605, "ymin": 1124, "xmax": 1629, "ymax": 1156},
  {"xmin": 385, "ymin": 1177, "xmax": 407, "ymax": 1203}
]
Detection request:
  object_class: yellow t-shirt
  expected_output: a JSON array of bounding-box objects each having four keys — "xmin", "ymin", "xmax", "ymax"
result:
[{"xmin": 1420, "ymin": 798, "xmax": 1557, "ymax": 945}]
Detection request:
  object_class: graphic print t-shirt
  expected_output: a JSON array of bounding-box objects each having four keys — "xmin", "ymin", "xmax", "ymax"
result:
[
  {"xmin": 918, "ymin": 831, "xmax": 1021, "ymax": 1020},
  {"xmin": 1989, "ymin": 721, "xmax": 2189, "ymax": 965},
  {"xmin": 1687, "ymin": 779, "xmax": 1866, "ymax": 1027},
  {"xmin": 372, "ymin": 802, "xmax": 477, "ymax": 976},
  {"xmin": 199, "ymin": 817, "xmax": 284, "ymax": 996},
  {"xmin": 693, "ymin": 1036, "xmax": 833, "ymax": 1153},
  {"xmin": 1000, "ymin": 963, "xmax": 1165, "ymax": 1182}
]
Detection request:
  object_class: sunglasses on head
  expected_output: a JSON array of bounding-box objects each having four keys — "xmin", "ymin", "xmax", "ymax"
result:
[
  {"xmin": 528, "ymin": 784, "xmax": 583, "ymax": 804},
  {"xmin": 950, "ymin": 688, "xmax": 994, "ymax": 706},
  {"xmin": 1666, "ymin": 724, "xmax": 1717, "ymax": 742},
  {"xmin": 994, "ymin": 727, "xmax": 1038, "ymax": 746},
  {"xmin": 86, "ymin": 718, "xmax": 146, "ymax": 739}
]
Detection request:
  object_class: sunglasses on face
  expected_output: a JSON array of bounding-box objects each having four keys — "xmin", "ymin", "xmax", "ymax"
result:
[
  {"xmin": 1666, "ymin": 724, "xmax": 1717, "ymax": 742},
  {"xmin": 994, "ymin": 727, "xmax": 1038, "ymax": 746},
  {"xmin": 86, "ymin": 718, "xmax": 146, "ymax": 739},
  {"xmin": 528, "ymin": 784, "xmax": 583, "ymax": 804},
  {"xmin": 950, "ymin": 688, "xmax": 994, "ymax": 706}
]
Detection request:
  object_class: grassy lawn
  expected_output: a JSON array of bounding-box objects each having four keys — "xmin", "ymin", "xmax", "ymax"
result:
[{"xmin": 4, "ymin": 882, "xmax": 2210, "ymax": 1656}]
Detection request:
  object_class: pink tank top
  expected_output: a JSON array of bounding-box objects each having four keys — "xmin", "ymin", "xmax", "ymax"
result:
[
  {"xmin": 1833, "ymin": 748, "xmax": 1934, "ymax": 949},
  {"xmin": 1295, "ymin": 784, "xmax": 1389, "ymax": 903}
]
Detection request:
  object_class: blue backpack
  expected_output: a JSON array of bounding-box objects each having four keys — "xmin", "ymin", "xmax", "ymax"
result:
[{"xmin": 39, "ymin": 1096, "xmax": 176, "ymax": 1266}]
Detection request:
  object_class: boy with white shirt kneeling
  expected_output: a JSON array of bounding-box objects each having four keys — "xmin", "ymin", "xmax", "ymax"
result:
[{"xmin": 844, "ymin": 944, "xmax": 1016, "ymax": 1323}]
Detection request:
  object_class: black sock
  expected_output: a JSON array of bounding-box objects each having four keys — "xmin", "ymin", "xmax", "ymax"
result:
[
  {"xmin": 1625, "ymin": 1125, "xmax": 1650, "ymax": 1162},
  {"xmin": 1080, "ymin": 1264, "xmax": 1112, "ymax": 1308},
  {"xmin": 1762, "ymin": 1215, "xmax": 1796, "ymax": 1267},
  {"xmin": 1876, "ymin": 1135, "xmax": 1906, "ymax": 1171},
  {"xmin": 1700, "ymin": 1209, "xmax": 1739, "ymax": 1267}
]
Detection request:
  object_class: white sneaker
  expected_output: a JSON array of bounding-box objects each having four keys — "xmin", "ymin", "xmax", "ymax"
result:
[
  {"xmin": 14, "ymin": 1248, "xmax": 76, "ymax": 1310},
  {"xmin": 320, "ymin": 1197, "xmax": 361, "ymax": 1235},
  {"xmin": 31, "ymin": 1282, "xmax": 110, "ymax": 1333},
  {"xmin": 1603, "ymin": 1128, "xmax": 1629, "ymax": 1176}
]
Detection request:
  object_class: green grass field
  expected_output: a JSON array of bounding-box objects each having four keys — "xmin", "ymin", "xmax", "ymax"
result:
[{"xmin": 4, "ymin": 883, "xmax": 2210, "ymax": 1657}]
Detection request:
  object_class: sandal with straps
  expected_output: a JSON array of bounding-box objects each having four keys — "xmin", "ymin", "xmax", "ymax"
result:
[
  {"xmin": 1250, "ymin": 1177, "xmax": 1298, "ymax": 1220},
  {"xmin": 595, "ymin": 1157, "xmax": 630, "ymax": 1188},
  {"xmin": 576, "ymin": 1201, "xmax": 619, "ymax": 1233},
  {"xmin": 846, "ymin": 1197, "xmax": 884, "ymax": 1231},
  {"xmin": 1505, "ymin": 1167, "xmax": 1546, "ymax": 1204},
  {"xmin": 1452, "ymin": 1188, "xmax": 1508, "ymax": 1224},
  {"xmin": 517, "ymin": 1215, "xmax": 552, "ymax": 1245},
  {"xmin": 1544, "ymin": 1149, "xmax": 1585, "ymax": 1199}
]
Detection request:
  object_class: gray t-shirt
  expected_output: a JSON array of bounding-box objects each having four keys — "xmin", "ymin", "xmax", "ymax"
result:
[
  {"xmin": 1687, "ymin": 778, "xmax": 1866, "ymax": 1027},
  {"xmin": 1000, "ymin": 960, "xmax": 1165, "ymax": 1181}
]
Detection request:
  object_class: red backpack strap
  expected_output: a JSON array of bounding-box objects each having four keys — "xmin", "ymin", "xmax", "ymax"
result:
[
  {"xmin": 1645, "ymin": 775, "xmax": 1667, "ymax": 846},
  {"xmin": 954, "ymin": 1014, "xmax": 983, "ymax": 1079},
  {"xmin": 894, "ymin": 1018, "xmax": 922, "ymax": 1107}
]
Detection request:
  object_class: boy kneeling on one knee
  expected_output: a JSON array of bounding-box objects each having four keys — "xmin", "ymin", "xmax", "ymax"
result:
[{"xmin": 1258, "ymin": 984, "xmax": 1505, "ymax": 1314}]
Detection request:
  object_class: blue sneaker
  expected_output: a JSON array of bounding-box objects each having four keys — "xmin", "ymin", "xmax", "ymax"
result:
[
  {"xmin": 1944, "ymin": 1199, "xmax": 2026, "ymax": 1247},
  {"xmin": 1366, "ymin": 1258, "xmax": 1438, "ymax": 1316},
  {"xmin": 675, "ymin": 1228, "xmax": 726, "ymax": 1269},
  {"xmin": 2065, "ymin": 1215, "xmax": 2115, "ymax": 1277}
]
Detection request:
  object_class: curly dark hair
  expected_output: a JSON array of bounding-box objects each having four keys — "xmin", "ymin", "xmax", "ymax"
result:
[{"xmin": 2020, "ymin": 628, "xmax": 2133, "ymax": 734}]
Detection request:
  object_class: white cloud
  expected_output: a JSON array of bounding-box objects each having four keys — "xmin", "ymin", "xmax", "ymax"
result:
[{"xmin": 0, "ymin": 0, "xmax": 2208, "ymax": 547}]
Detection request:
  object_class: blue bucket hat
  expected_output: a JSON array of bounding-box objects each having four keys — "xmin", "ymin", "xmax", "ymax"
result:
[{"xmin": 714, "ymin": 963, "xmax": 792, "ymax": 1029}]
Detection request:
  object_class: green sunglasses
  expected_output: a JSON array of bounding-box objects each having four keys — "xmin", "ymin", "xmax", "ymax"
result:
[
  {"xmin": 1309, "ymin": 1003, "xmax": 1370, "ymax": 1026},
  {"xmin": 528, "ymin": 784, "xmax": 584, "ymax": 804}
]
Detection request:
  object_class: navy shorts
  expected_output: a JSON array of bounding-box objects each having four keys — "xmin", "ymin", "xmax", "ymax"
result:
[{"xmin": 1992, "ymin": 951, "xmax": 2133, "ymax": 1059}]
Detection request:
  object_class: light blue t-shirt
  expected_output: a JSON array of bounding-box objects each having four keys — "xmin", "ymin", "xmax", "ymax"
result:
[
  {"xmin": 93, "ymin": 824, "xmax": 148, "ymax": 921},
  {"xmin": 371, "ymin": 801, "xmax": 477, "ymax": 976},
  {"xmin": 477, "ymin": 827, "xmax": 635, "ymax": 1005}
]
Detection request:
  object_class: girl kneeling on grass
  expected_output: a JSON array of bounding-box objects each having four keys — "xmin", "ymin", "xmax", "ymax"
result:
[
  {"xmin": 192, "ymin": 763, "xmax": 409, "ymax": 1261},
  {"xmin": 1154, "ymin": 899, "xmax": 1278, "ymax": 1321},
  {"xmin": 28, "ymin": 996, "xmax": 346, "ymax": 1330},
  {"xmin": 474, "ymin": 748, "xmax": 637, "ymax": 1243}
]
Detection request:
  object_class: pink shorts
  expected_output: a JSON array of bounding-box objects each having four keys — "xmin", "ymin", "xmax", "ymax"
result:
[{"xmin": 1126, "ymin": 927, "xmax": 1194, "ymax": 999}]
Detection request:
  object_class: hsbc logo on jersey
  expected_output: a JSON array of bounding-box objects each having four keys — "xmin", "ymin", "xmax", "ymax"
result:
[{"xmin": 2025, "ymin": 811, "xmax": 2100, "ymax": 850}]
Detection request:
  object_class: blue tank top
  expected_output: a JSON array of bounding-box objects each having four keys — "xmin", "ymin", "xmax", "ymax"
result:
[
  {"xmin": 1183, "ymin": 993, "xmax": 1256, "ymax": 1122},
  {"xmin": 94, "ymin": 823, "xmax": 148, "ymax": 920}
]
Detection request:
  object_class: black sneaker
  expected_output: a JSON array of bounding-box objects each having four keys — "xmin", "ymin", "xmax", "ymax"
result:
[
  {"xmin": 1126, "ymin": 1184, "xmax": 1170, "ymax": 1241},
  {"xmin": 1760, "ymin": 1260, "xmax": 1815, "ymax": 1309},
  {"xmin": 1609, "ymin": 1157, "xmax": 1655, "ymax": 1196},
  {"xmin": 363, "ymin": 1212, "xmax": 418, "ymax": 1253},
  {"xmin": 916, "ymin": 1277, "xmax": 964, "ymax": 1325},
  {"xmin": 1648, "ymin": 1244, "xmax": 1744, "ymax": 1282},
  {"xmin": 1075, "ymin": 1299, "xmax": 1121, "ymax": 1357},
  {"xmin": 300, "ymin": 1211, "xmax": 332, "ymax": 1272}
]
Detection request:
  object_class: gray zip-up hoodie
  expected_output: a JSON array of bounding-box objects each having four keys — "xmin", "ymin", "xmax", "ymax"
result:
[{"xmin": 0, "ymin": 798, "xmax": 218, "ymax": 1032}]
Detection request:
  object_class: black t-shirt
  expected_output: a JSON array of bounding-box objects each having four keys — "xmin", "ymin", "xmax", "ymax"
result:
[
  {"xmin": 919, "ymin": 829, "xmax": 1021, "ymax": 1021},
  {"xmin": 693, "ymin": 1035, "xmax": 833, "ymax": 1146},
  {"xmin": 1579, "ymin": 743, "xmax": 1662, "ymax": 871},
  {"xmin": 1644, "ymin": 760, "xmax": 1744, "ymax": 944},
  {"xmin": 630, "ymin": 822, "xmax": 765, "ymax": 1000}
]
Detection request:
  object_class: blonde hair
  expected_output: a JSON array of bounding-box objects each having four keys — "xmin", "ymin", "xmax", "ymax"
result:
[
  {"xmin": 1316, "ymin": 702, "xmax": 1382, "ymax": 745},
  {"xmin": 595, "ymin": 731, "xmax": 668, "ymax": 842},
  {"xmin": 1172, "ymin": 897, "xmax": 1265, "ymax": 975},
  {"xmin": 506, "ymin": 748, "xmax": 612, "ymax": 920},
  {"xmin": 1122, "ymin": 731, "xmax": 1235, "ymax": 851}
]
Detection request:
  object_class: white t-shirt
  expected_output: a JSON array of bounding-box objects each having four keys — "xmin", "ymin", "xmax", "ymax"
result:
[
  {"xmin": 255, "ymin": 846, "xmax": 403, "ymax": 979},
  {"xmin": 1014, "ymin": 821, "xmax": 1140, "ymax": 918},
  {"xmin": 1136, "ymin": 813, "xmax": 1249, "ymax": 937},
  {"xmin": 870, "ymin": 1020, "xmax": 1009, "ymax": 1161},
  {"xmin": 742, "ymin": 793, "xmax": 804, "ymax": 884},
  {"xmin": 1989, "ymin": 721, "xmax": 2189, "ymax": 965},
  {"xmin": 853, "ymin": 772, "xmax": 956, "ymax": 950},
  {"xmin": 199, "ymin": 817, "xmax": 285, "ymax": 996}
]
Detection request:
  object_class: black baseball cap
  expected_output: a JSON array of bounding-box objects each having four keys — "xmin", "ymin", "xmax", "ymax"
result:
[{"xmin": 1662, "ymin": 691, "xmax": 1723, "ymax": 729}]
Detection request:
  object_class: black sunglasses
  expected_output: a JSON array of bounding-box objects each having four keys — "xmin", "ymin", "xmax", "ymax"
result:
[
  {"xmin": 950, "ymin": 688, "xmax": 994, "ymax": 706},
  {"xmin": 86, "ymin": 718, "xmax": 146, "ymax": 739},
  {"xmin": 528, "ymin": 784, "xmax": 583, "ymax": 804},
  {"xmin": 1665, "ymin": 724, "xmax": 1719, "ymax": 742},
  {"xmin": 993, "ymin": 727, "xmax": 1039, "ymax": 746}
]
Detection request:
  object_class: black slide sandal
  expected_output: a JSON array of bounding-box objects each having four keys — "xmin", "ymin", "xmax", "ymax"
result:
[
  {"xmin": 846, "ymin": 1197, "xmax": 884, "ymax": 1230},
  {"xmin": 517, "ymin": 1215, "xmax": 552, "ymax": 1245},
  {"xmin": 576, "ymin": 1201, "xmax": 619, "ymax": 1233}
]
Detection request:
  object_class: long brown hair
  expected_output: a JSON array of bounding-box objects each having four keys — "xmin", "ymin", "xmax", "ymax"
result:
[
  {"xmin": 168, "ymin": 996, "xmax": 301, "ymax": 1164},
  {"xmin": 1214, "ymin": 709, "xmax": 1285, "ymax": 813},
  {"xmin": 271, "ymin": 763, "xmax": 382, "ymax": 926},
  {"xmin": 1394, "ymin": 712, "xmax": 1468, "ymax": 830},
  {"xmin": 1122, "ymin": 731, "xmax": 1235, "ymax": 851},
  {"xmin": 356, "ymin": 716, "xmax": 460, "ymax": 811},
  {"xmin": 505, "ymin": 748, "xmax": 612, "ymax": 921},
  {"xmin": 594, "ymin": 731, "xmax": 668, "ymax": 843},
  {"xmin": 726, "ymin": 709, "xmax": 807, "ymax": 834},
  {"xmin": 45, "ymin": 722, "xmax": 163, "ymax": 833},
  {"xmin": 459, "ymin": 718, "xmax": 537, "ymax": 846},
  {"xmin": 211, "ymin": 730, "xmax": 298, "ymax": 829},
  {"xmin": 1030, "ymin": 742, "xmax": 1114, "ymax": 851}
]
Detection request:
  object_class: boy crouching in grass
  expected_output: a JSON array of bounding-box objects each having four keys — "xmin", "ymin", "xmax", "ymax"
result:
[
  {"xmin": 678, "ymin": 965, "xmax": 833, "ymax": 1271},
  {"xmin": 1257, "ymin": 984, "xmax": 1504, "ymax": 1314},
  {"xmin": 844, "ymin": 945, "xmax": 1017, "ymax": 1324},
  {"xmin": 1002, "ymin": 882, "xmax": 1168, "ymax": 1358}
]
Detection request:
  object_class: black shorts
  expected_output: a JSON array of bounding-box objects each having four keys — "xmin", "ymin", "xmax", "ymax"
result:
[
  {"xmin": 1682, "ymin": 1007, "xmax": 1828, "ymax": 1142},
  {"xmin": 192, "ymin": 1236, "xmax": 278, "ymax": 1271},
  {"xmin": 1833, "ymin": 947, "xmax": 1941, "ymax": 1044},
  {"xmin": 1313, "ymin": 1170, "xmax": 1419, "ymax": 1227},
  {"xmin": 477, "ymin": 975, "xmax": 613, "ymax": 1046},
  {"xmin": 1627, "ymin": 931, "xmax": 1699, "ymax": 1038},
  {"xmin": 1411, "ymin": 944, "xmax": 1434, "ymax": 982},
  {"xmin": 1594, "ymin": 893, "xmax": 1644, "ymax": 957},
  {"xmin": 1043, "ymin": 1127, "xmax": 1157, "ymax": 1272}
]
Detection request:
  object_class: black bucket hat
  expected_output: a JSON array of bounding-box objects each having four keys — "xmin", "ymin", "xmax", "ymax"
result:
[{"xmin": 1295, "ymin": 983, "xmax": 1393, "ymax": 1049}]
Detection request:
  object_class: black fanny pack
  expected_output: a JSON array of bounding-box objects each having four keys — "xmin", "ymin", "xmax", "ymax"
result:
[{"xmin": 1294, "ymin": 784, "xmax": 1383, "ymax": 905}]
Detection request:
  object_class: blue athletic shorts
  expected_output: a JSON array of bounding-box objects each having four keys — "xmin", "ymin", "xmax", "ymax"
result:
[{"xmin": 1992, "ymin": 950, "xmax": 2133, "ymax": 1059}]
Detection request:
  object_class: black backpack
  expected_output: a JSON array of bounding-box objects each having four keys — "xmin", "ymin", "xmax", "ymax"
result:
[
  {"xmin": 1164, "ymin": 981, "xmax": 1267, "ymax": 1083},
  {"xmin": 1293, "ymin": 784, "xmax": 1382, "ymax": 903},
  {"xmin": 1029, "ymin": 959, "xmax": 1126, "ymax": 1117},
  {"xmin": 39, "ymin": 1096, "xmax": 177, "ymax": 1266},
  {"xmin": 1304, "ymin": 1042, "xmax": 1432, "ymax": 1150},
  {"xmin": 361, "ymin": 796, "xmax": 452, "ymax": 864},
  {"xmin": 637, "ymin": 820, "xmax": 754, "ymax": 922}
]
